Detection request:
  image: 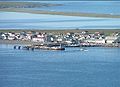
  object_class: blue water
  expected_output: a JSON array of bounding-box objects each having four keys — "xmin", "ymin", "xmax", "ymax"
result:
[
  {"xmin": 0, "ymin": 1, "xmax": 120, "ymax": 29},
  {"xmin": 0, "ymin": 44, "xmax": 120, "ymax": 87},
  {"xmin": 0, "ymin": 1, "xmax": 119, "ymax": 15},
  {"xmin": 32, "ymin": 1, "xmax": 120, "ymax": 15},
  {"xmin": 0, "ymin": 12, "xmax": 120, "ymax": 29}
]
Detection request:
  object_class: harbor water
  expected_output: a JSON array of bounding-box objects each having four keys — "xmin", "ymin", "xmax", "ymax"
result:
[
  {"xmin": 0, "ymin": 44, "xmax": 120, "ymax": 87},
  {"xmin": 0, "ymin": 1, "xmax": 120, "ymax": 87}
]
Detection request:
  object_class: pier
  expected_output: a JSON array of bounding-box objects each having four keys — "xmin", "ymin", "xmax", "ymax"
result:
[
  {"xmin": 32, "ymin": 45, "xmax": 65, "ymax": 50},
  {"xmin": 13, "ymin": 43, "xmax": 119, "ymax": 51},
  {"xmin": 14, "ymin": 45, "xmax": 65, "ymax": 51}
]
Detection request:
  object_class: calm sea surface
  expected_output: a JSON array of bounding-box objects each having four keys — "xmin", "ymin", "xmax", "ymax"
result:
[
  {"xmin": 0, "ymin": 44, "xmax": 120, "ymax": 87},
  {"xmin": 0, "ymin": 12, "xmax": 120, "ymax": 29},
  {"xmin": 32, "ymin": 1, "xmax": 120, "ymax": 15},
  {"xmin": 1, "ymin": 1, "xmax": 120, "ymax": 15},
  {"xmin": 0, "ymin": 1, "xmax": 120, "ymax": 29},
  {"xmin": 0, "ymin": 1, "xmax": 120, "ymax": 87}
]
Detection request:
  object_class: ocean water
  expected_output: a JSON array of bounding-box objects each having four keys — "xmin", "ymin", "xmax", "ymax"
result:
[
  {"xmin": 0, "ymin": 1, "xmax": 120, "ymax": 15},
  {"xmin": 0, "ymin": 44, "xmax": 120, "ymax": 87},
  {"xmin": 0, "ymin": 1, "xmax": 120, "ymax": 87},
  {"xmin": 0, "ymin": 12, "xmax": 120, "ymax": 29},
  {"xmin": 32, "ymin": 1, "xmax": 120, "ymax": 15},
  {"xmin": 0, "ymin": 1, "xmax": 120, "ymax": 29}
]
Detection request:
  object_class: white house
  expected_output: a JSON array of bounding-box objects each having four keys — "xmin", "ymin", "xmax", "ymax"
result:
[
  {"xmin": 105, "ymin": 36, "xmax": 120, "ymax": 43},
  {"xmin": 65, "ymin": 40, "xmax": 72, "ymax": 44},
  {"xmin": 32, "ymin": 37, "xmax": 45, "ymax": 42},
  {"xmin": 85, "ymin": 39, "xmax": 105, "ymax": 44},
  {"xmin": 7, "ymin": 33, "xmax": 16, "ymax": 40},
  {"xmin": 1, "ymin": 34, "xmax": 7, "ymax": 39},
  {"xmin": 32, "ymin": 34, "xmax": 45, "ymax": 43},
  {"xmin": 95, "ymin": 39, "xmax": 106, "ymax": 44},
  {"xmin": 8, "ymin": 36, "xmax": 15, "ymax": 40},
  {"xmin": 57, "ymin": 38, "xmax": 62, "ymax": 42}
]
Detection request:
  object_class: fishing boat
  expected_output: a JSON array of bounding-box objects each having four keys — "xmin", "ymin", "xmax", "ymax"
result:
[{"xmin": 50, "ymin": 46, "xmax": 65, "ymax": 50}]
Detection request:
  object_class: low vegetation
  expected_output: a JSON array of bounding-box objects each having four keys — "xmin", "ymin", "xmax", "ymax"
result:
[
  {"xmin": 0, "ymin": 2, "xmax": 120, "ymax": 18},
  {"xmin": 0, "ymin": 2, "xmax": 62, "ymax": 8},
  {"xmin": 0, "ymin": 29, "xmax": 120, "ymax": 35}
]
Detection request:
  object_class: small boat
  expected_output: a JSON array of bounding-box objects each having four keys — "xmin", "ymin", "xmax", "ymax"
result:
[
  {"xmin": 66, "ymin": 44, "xmax": 80, "ymax": 47},
  {"xmin": 80, "ymin": 48, "xmax": 88, "ymax": 51},
  {"xmin": 18, "ymin": 46, "xmax": 21, "ymax": 50},
  {"xmin": 13, "ymin": 46, "xmax": 17, "ymax": 49},
  {"xmin": 22, "ymin": 46, "xmax": 30, "ymax": 50},
  {"xmin": 50, "ymin": 46, "xmax": 65, "ymax": 50}
]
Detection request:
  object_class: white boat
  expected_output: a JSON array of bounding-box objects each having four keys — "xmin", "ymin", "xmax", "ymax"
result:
[{"xmin": 80, "ymin": 48, "xmax": 88, "ymax": 51}]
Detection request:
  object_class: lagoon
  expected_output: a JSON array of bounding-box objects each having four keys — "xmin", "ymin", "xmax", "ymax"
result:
[{"xmin": 0, "ymin": 12, "xmax": 120, "ymax": 29}]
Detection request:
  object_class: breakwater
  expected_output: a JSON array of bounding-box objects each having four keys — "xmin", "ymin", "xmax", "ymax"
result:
[{"xmin": 13, "ymin": 45, "xmax": 65, "ymax": 51}]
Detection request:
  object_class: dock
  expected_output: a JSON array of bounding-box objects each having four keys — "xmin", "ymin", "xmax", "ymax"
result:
[
  {"xmin": 14, "ymin": 45, "xmax": 65, "ymax": 51},
  {"xmin": 32, "ymin": 45, "xmax": 65, "ymax": 50}
]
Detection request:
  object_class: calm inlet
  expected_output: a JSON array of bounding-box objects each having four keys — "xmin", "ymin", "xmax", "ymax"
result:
[{"xmin": 0, "ymin": 12, "xmax": 120, "ymax": 29}]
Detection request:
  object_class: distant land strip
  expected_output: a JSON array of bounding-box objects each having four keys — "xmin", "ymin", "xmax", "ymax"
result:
[
  {"xmin": 0, "ymin": 2, "xmax": 62, "ymax": 8},
  {"xmin": 0, "ymin": 29, "xmax": 120, "ymax": 35},
  {"xmin": 0, "ymin": 8, "xmax": 120, "ymax": 18}
]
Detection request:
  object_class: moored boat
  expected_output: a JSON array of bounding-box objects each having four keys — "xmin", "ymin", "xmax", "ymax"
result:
[{"xmin": 50, "ymin": 46, "xmax": 65, "ymax": 50}]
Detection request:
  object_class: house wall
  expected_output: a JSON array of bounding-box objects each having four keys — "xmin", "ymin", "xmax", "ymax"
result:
[
  {"xmin": 106, "ymin": 40, "xmax": 114, "ymax": 43},
  {"xmin": 32, "ymin": 37, "xmax": 44, "ymax": 42},
  {"xmin": 85, "ymin": 39, "xmax": 105, "ymax": 44}
]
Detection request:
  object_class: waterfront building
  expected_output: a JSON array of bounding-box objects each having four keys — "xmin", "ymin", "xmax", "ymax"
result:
[
  {"xmin": 32, "ymin": 34, "xmax": 45, "ymax": 43},
  {"xmin": 105, "ymin": 36, "xmax": 120, "ymax": 43},
  {"xmin": 85, "ymin": 39, "xmax": 106, "ymax": 44},
  {"xmin": 1, "ymin": 33, "xmax": 6, "ymax": 40}
]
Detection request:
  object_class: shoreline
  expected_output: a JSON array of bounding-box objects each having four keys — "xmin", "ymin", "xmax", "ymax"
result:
[
  {"xmin": 0, "ymin": 8, "xmax": 120, "ymax": 18},
  {"xmin": 0, "ymin": 29, "xmax": 120, "ymax": 35},
  {"xmin": 0, "ymin": 39, "xmax": 41, "ymax": 45},
  {"xmin": 0, "ymin": 40, "xmax": 120, "ymax": 48},
  {"xmin": 0, "ymin": 1, "xmax": 120, "ymax": 18}
]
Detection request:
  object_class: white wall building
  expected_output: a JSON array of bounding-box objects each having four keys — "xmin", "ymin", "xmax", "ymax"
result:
[
  {"xmin": 32, "ymin": 34, "xmax": 45, "ymax": 43},
  {"xmin": 8, "ymin": 36, "xmax": 15, "ymax": 40},
  {"xmin": 1, "ymin": 34, "xmax": 7, "ymax": 39},
  {"xmin": 105, "ymin": 36, "xmax": 120, "ymax": 43},
  {"xmin": 32, "ymin": 37, "xmax": 45, "ymax": 42},
  {"xmin": 85, "ymin": 39, "xmax": 105, "ymax": 44}
]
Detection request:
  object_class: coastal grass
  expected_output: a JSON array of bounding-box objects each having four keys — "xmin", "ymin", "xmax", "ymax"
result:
[
  {"xmin": 0, "ymin": 1, "xmax": 120, "ymax": 18},
  {"xmin": 0, "ymin": 8, "xmax": 120, "ymax": 18},
  {"xmin": 0, "ymin": 2, "xmax": 61, "ymax": 8}
]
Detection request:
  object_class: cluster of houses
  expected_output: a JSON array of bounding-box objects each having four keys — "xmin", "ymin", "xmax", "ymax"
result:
[{"xmin": 0, "ymin": 31, "xmax": 120, "ymax": 45}]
